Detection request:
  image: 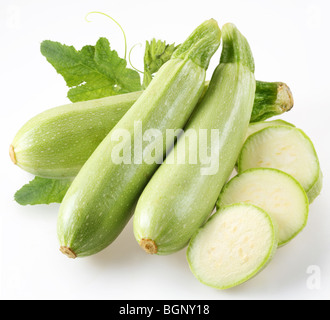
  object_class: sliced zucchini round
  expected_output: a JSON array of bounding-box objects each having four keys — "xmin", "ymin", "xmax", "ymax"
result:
[
  {"xmin": 238, "ymin": 126, "xmax": 322, "ymax": 203},
  {"xmin": 217, "ymin": 168, "xmax": 309, "ymax": 246},
  {"xmin": 246, "ymin": 119, "xmax": 294, "ymax": 141},
  {"xmin": 187, "ymin": 203, "xmax": 278, "ymax": 290}
]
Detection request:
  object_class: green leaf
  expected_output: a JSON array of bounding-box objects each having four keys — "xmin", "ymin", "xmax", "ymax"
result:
[
  {"xmin": 40, "ymin": 38, "xmax": 142, "ymax": 102},
  {"xmin": 15, "ymin": 177, "xmax": 73, "ymax": 206},
  {"xmin": 143, "ymin": 39, "xmax": 178, "ymax": 89}
]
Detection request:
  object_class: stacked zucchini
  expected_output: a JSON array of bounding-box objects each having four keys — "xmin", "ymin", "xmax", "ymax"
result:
[{"xmin": 10, "ymin": 19, "xmax": 322, "ymax": 289}]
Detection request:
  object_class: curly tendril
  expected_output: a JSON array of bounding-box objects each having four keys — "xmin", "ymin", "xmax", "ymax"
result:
[
  {"xmin": 85, "ymin": 11, "xmax": 128, "ymax": 60},
  {"xmin": 129, "ymin": 43, "xmax": 144, "ymax": 74}
]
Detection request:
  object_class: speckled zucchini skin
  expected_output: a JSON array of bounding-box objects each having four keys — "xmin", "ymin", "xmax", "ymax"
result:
[
  {"xmin": 11, "ymin": 83, "xmax": 292, "ymax": 179},
  {"xmin": 11, "ymin": 92, "xmax": 140, "ymax": 178},
  {"xmin": 133, "ymin": 23, "xmax": 256, "ymax": 255},
  {"xmin": 57, "ymin": 20, "xmax": 221, "ymax": 258}
]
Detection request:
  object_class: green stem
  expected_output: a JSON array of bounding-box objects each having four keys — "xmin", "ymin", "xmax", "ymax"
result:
[
  {"xmin": 251, "ymin": 81, "xmax": 294, "ymax": 122},
  {"xmin": 172, "ymin": 19, "xmax": 221, "ymax": 69},
  {"xmin": 220, "ymin": 23, "xmax": 255, "ymax": 73}
]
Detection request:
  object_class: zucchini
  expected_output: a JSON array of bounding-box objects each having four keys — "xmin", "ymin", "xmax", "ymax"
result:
[
  {"xmin": 133, "ymin": 23, "xmax": 256, "ymax": 255},
  {"xmin": 10, "ymin": 88, "xmax": 293, "ymax": 179},
  {"xmin": 57, "ymin": 19, "xmax": 221, "ymax": 258},
  {"xmin": 238, "ymin": 126, "xmax": 322, "ymax": 203},
  {"xmin": 217, "ymin": 168, "xmax": 309, "ymax": 246},
  {"xmin": 187, "ymin": 203, "xmax": 278, "ymax": 290},
  {"xmin": 10, "ymin": 92, "xmax": 141, "ymax": 178}
]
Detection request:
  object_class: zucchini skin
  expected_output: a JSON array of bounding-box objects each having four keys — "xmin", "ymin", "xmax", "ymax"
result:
[
  {"xmin": 11, "ymin": 92, "xmax": 141, "ymax": 178},
  {"xmin": 133, "ymin": 23, "xmax": 256, "ymax": 255},
  {"xmin": 11, "ymin": 80, "xmax": 293, "ymax": 179},
  {"xmin": 57, "ymin": 20, "xmax": 221, "ymax": 258}
]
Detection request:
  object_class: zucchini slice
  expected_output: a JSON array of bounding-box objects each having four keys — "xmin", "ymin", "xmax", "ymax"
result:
[
  {"xmin": 217, "ymin": 168, "xmax": 309, "ymax": 246},
  {"xmin": 246, "ymin": 119, "xmax": 294, "ymax": 141},
  {"xmin": 238, "ymin": 126, "xmax": 322, "ymax": 203},
  {"xmin": 187, "ymin": 203, "xmax": 278, "ymax": 290}
]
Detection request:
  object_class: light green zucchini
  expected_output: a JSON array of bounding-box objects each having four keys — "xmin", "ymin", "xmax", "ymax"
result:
[
  {"xmin": 217, "ymin": 168, "xmax": 309, "ymax": 246},
  {"xmin": 187, "ymin": 203, "xmax": 278, "ymax": 290},
  {"xmin": 133, "ymin": 23, "xmax": 256, "ymax": 255},
  {"xmin": 57, "ymin": 19, "xmax": 221, "ymax": 258},
  {"xmin": 238, "ymin": 125, "xmax": 323, "ymax": 203},
  {"xmin": 10, "ymin": 80, "xmax": 293, "ymax": 179},
  {"xmin": 10, "ymin": 92, "xmax": 141, "ymax": 178}
]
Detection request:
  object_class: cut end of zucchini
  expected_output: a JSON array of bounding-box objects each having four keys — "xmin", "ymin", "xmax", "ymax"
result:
[
  {"xmin": 238, "ymin": 126, "xmax": 321, "ymax": 202},
  {"xmin": 9, "ymin": 145, "xmax": 17, "ymax": 164},
  {"xmin": 140, "ymin": 239, "xmax": 158, "ymax": 255},
  {"xmin": 217, "ymin": 168, "xmax": 309, "ymax": 246},
  {"xmin": 277, "ymin": 83, "xmax": 294, "ymax": 113},
  {"xmin": 60, "ymin": 246, "xmax": 77, "ymax": 259},
  {"xmin": 187, "ymin": 204, "xmax": 277, "ymax": 290}
]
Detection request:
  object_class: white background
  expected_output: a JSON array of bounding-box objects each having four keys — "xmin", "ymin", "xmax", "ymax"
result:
[{"xmin": 0, "ymin": 0, "xmax": 329, "ymax": 300}]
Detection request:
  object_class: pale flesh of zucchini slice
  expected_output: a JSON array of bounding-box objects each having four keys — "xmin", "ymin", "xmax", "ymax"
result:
[
  {"xmin": 217, "ymin": 168, "xmax": 309, "ymax": 246},
  {"xmin": 238, "ymin": 126, "xmax": 322, "ymax": 203},
  {"xmin": 187, "ymin": 204, "xmax": 277, "ymax": 290}
]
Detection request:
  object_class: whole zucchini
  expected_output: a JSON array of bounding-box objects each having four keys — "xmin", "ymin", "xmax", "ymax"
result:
[
  {"xmin": 10, "ymin": 79, "xmax": 293, "ymax": 179},
  {"xmin": 57, "ymin": 19, "xmax": 221, "ymax": 258},
  {"xmin": 133, "ymin": 23, "xmax": 256, "ymax": 255}
]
